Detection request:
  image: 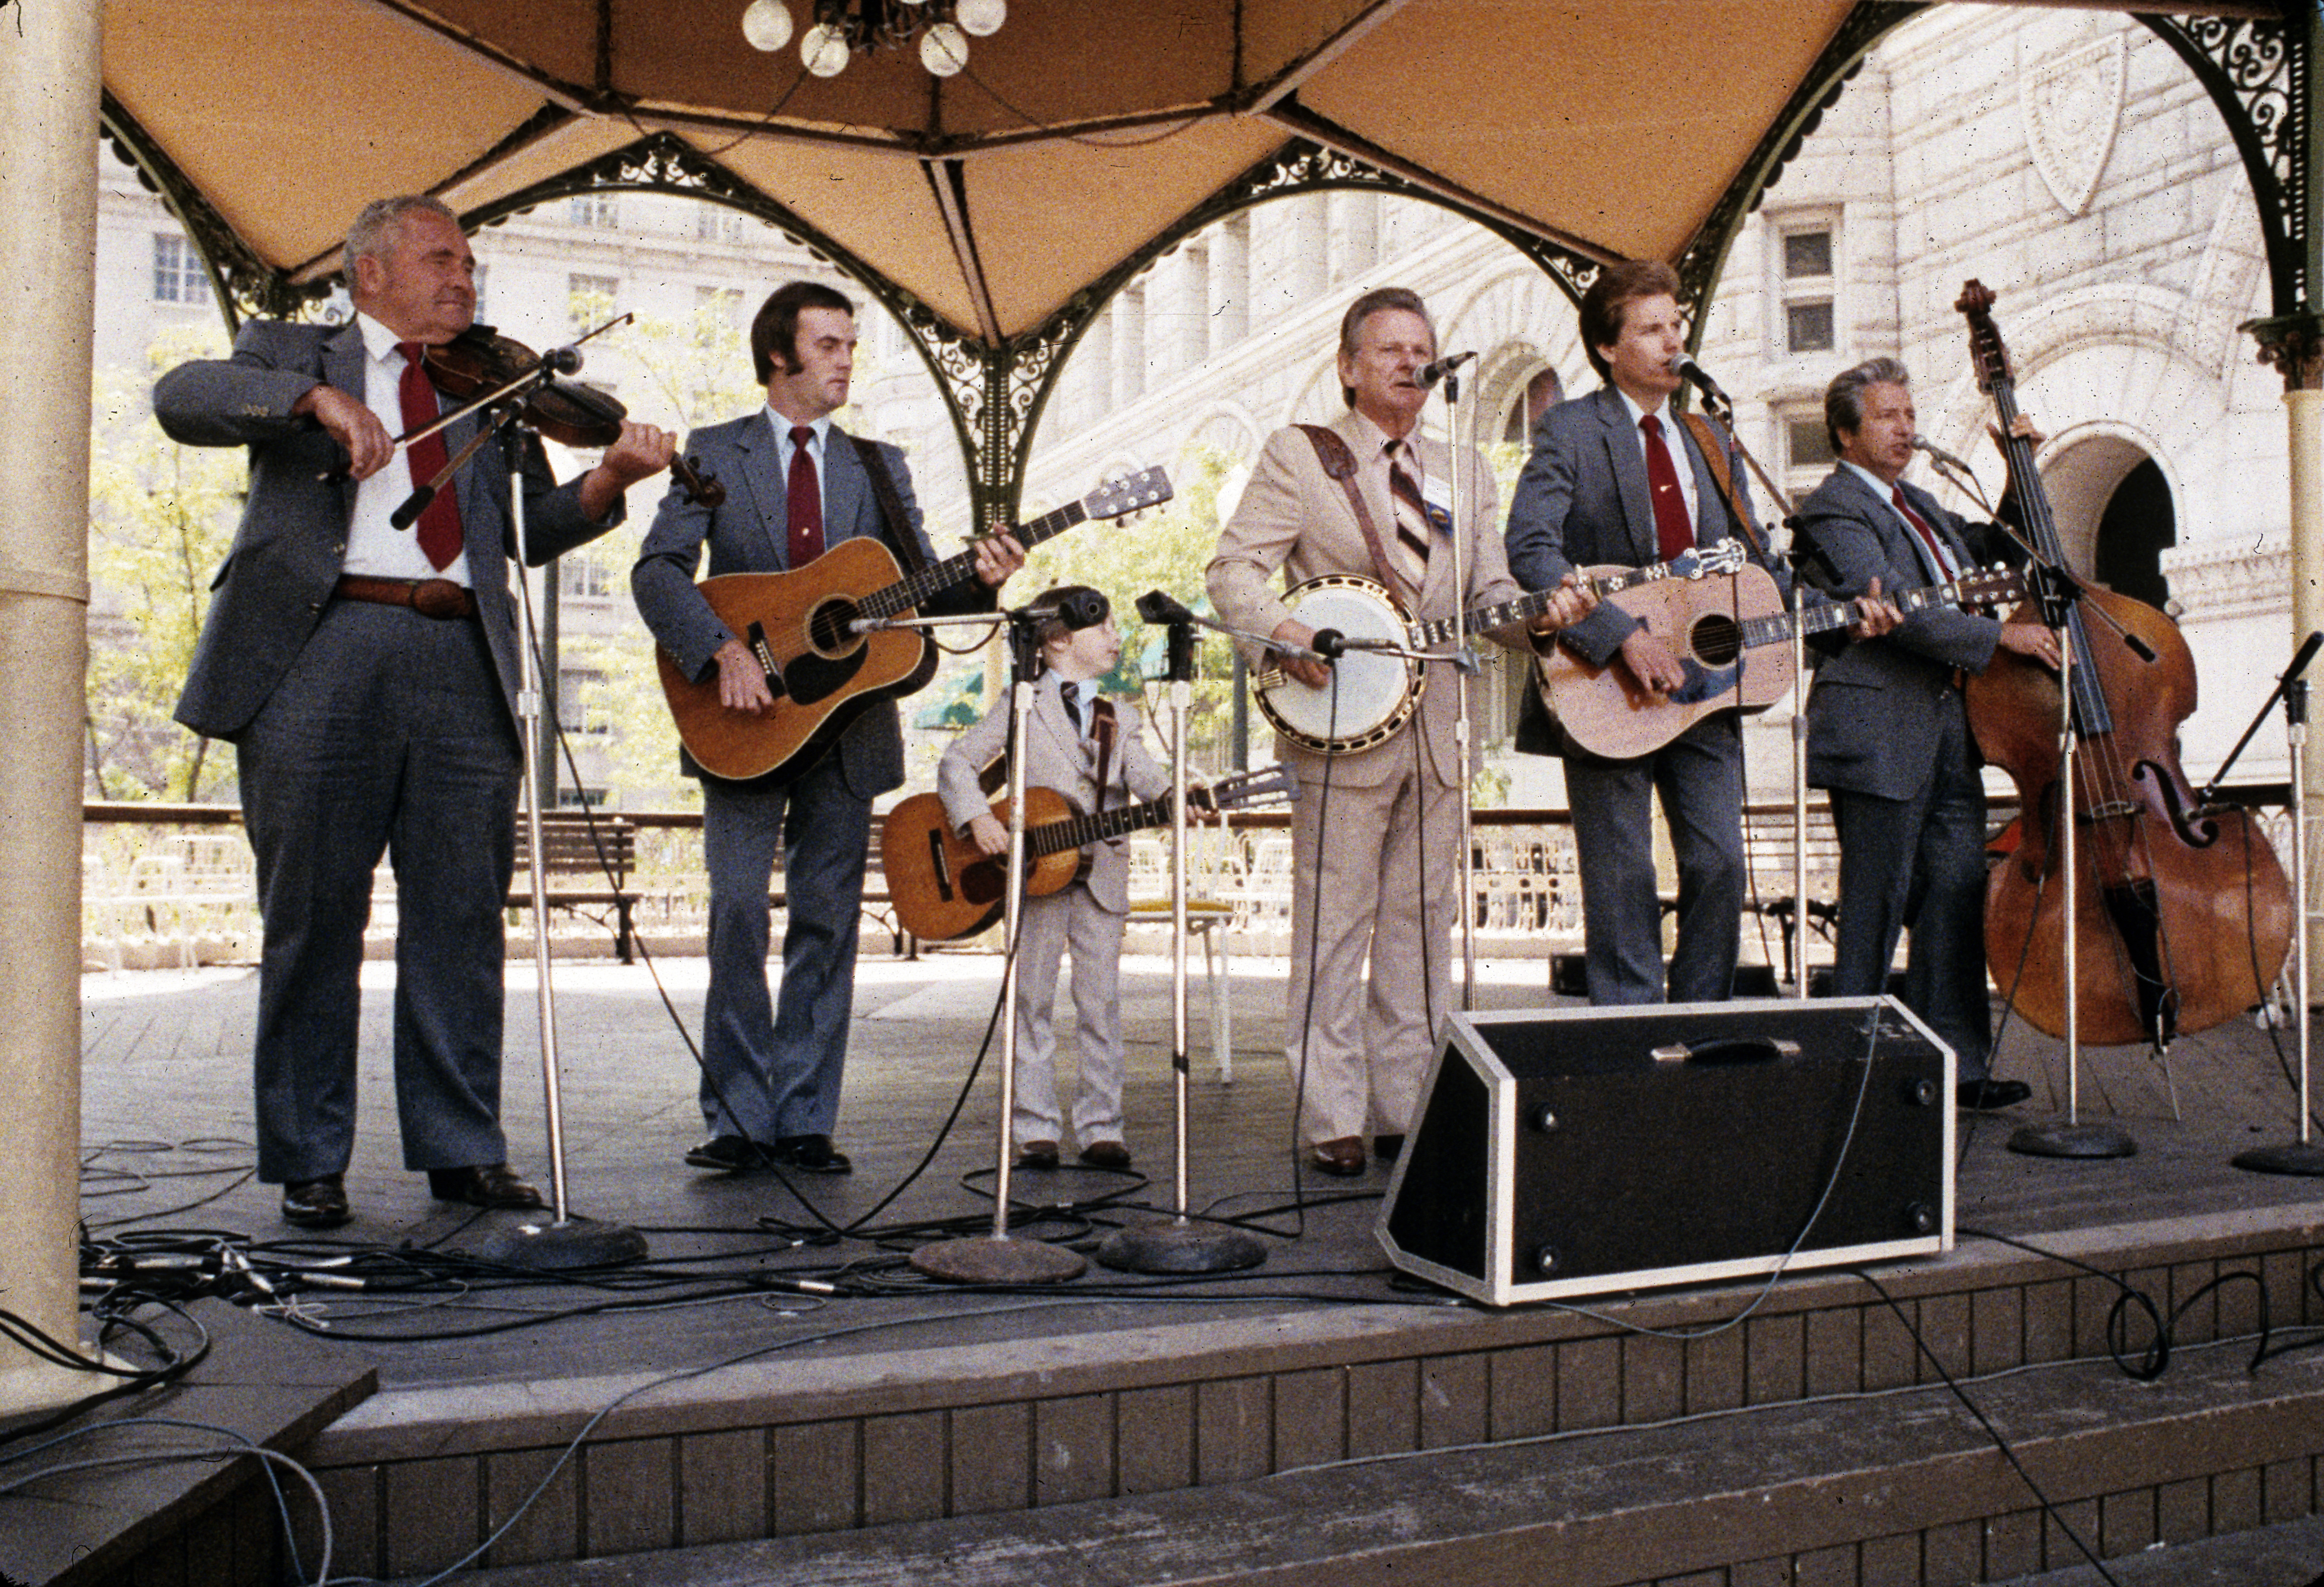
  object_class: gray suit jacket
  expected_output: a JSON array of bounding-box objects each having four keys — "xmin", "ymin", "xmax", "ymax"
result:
[
  {"xmin": 1503, "ymin": 384, "xmax": 1785, "ymax": 756},
  {"xmin": 631, "ymin": 411, "xmax": 983, "ymax": 798},
  {"xmin": 1795, "ymin": 465, "xmax": 2006, "ymax": 801},
  {"xmin": 156, "ymin": 319, "xmax": 617, "ymax": 741},
  {"xmin": 936, "ymin": 677, "xmax": 1171, "ymax": 914}
]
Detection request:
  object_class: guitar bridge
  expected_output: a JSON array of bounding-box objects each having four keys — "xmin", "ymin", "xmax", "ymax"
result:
[
  {"xmin": 926, "ymin": 827, "xmax": 955, "ymax": 902},
  {"xmin": 745, "ymin": 621, "xmax": 789, "ymax": 700}
]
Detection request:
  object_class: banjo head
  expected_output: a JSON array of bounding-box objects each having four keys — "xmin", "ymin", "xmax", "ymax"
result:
[{"xmin": 1256, "ymin": 574, "xmax": 1426, "ymax": 755}]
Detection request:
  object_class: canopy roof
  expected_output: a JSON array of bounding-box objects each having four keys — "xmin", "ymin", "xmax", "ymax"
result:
[{"xmin": 101, "ymin": 0, "xmax": 1925, "ymax": 345}]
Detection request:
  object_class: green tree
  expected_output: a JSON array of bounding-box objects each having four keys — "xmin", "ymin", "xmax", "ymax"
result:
[{"xmin": 86, "ymin": 325, "xmax": 242, "ymax": 801}]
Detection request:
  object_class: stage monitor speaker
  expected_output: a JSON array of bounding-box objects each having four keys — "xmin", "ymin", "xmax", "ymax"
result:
[{"xmin": 1377, "ymin": 997, "xmax": 1954, "ymax": 1306}]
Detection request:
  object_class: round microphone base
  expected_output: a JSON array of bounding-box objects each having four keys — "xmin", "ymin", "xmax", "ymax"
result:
[
  {"xmin": 467, "ymin": 1216, "xmax": 649, "ymax": 1271},
  {"xmin": 910, "ymin": 1235, "xmax": 1086, "ymax": 1286},
  {"xmin": 2232, "ymin": 1139, "xmax": 2324, "ymax": 1177},
  {"xmin": 1095, "ymin": 1220, "xmax": 1266, "ymax": 1275},
  {"xmin": 2006, "ymin": 1120, "xmax": 2137, "ymax": 1159}
]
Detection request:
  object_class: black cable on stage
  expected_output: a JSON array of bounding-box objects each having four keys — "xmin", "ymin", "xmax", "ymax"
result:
[
  {"xmin": 0, "ymin": 1298, "xmax": 212, "ymax": 1451},
  {"xmin": 1956, "ymin": 1225, "xmax": 2278, "ymax": 1378}
]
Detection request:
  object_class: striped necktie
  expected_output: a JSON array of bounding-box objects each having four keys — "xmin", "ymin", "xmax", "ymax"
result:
[{"xmin": 1384, "ymin": 439, "xmax": 1434, "ymax": 593}]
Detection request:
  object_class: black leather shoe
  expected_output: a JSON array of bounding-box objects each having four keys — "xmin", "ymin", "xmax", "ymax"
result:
[
  {"xmin": 427, "ymin": 1163, "xmax": 545, "ymax": 1209},
  {"xmin": 1373, "ymin": 1133, "xmax": 1406, "ymax": 1163},
  {"xmin": 686, "ymin": 1135, "xmax": 773, "ymax": 1173},
  {"xmin": 773, "ymin": 1134, "xmax": 852, "ymax": 1174},
  {"xmin": 1958, "ymin": 1078, "xmax": 2033, "ymax": 1111},
  {"xmin": 281, "ymin": 1174, "xmax": 349, "ymax": 1229},
  {"xmin": 1016, "ymin": 1140, "xmax": 1061, "ymax": 1171},
  {"xmin": 1311, "ymin": 1136, "xmax": 1366, "ymax": 1177},
  {"xmin": 1078, "ymin": 1140, "xmax": 1132, "ymax": 1170}
]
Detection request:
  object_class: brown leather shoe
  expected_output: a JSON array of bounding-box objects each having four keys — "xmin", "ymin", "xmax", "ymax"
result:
[
  {"xmin": 1077, "ymin": 1140, "xmax": 1132, "ymax": 1170},
  {"xmin": 281, "ymin": 1173, "xmax": 349, "ymax": 1229},
  {"xmin": 427, "ymin": 1163, "xmax": 544, "ymax": 1209},
  {"xmin": 1310, "ymin": 1136, "xmax": 1366, "ymax": 1177},
  {"xmin": 1016, "ymin": 1140, "xmax": 1061, "ymax": 1170}
]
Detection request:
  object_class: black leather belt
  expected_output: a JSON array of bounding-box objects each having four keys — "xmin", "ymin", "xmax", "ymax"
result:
[{"xmin": 333, "ymin": 575, "xmax": 476, "ymax": 620}]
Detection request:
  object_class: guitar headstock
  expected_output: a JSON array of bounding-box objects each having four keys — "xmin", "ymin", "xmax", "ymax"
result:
[
  {"xmin": 1084, "ymin": 466, "xmax": 1174, "ymax": 523},
  {"xmin": 1683, "ymin": 540, "xmax": 1750, "ymax": 579},
  {"xmin": 1210, "ymin": 763, "xmax": 1299, "ymax": 810},
  {"xmin": 1955, "ymin": 563, "xmax": 2027, "ymax": 614},
  {"xmin": 1955, "ymin": 279, "xmax": 2011, "ymax": 398}
]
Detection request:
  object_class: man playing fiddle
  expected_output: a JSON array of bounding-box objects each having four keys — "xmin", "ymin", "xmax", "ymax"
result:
[
  {"xmin": 155, "ymin": 195, "xmax": 676, "ymax": 1227},
  {"xmin": 1796, "ymin": 357, "xmax": 2055, "ymax": 1110}
]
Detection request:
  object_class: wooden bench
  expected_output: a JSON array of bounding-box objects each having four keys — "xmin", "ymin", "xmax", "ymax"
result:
[{"xmin": 509, "ymin": 813, "xmax": 641, "ymax": 963}]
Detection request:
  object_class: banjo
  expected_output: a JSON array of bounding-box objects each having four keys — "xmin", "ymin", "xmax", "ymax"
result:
[{"xmin": 1255, "ymin": 542, "xmax": 1749, "ymax": 755}]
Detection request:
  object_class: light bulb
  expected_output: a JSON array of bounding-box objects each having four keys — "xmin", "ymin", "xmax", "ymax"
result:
[
  {"xmin": 919, "ymin": 22, "xmax": 968, "ymax": 75},
  {"xmin": 954, "ymin": 0, "xmax": 1005, "ymax": 37},
  {"xmin": 740, "ymin": 0, "xmax": 794, "ymax": 51},
  {"xmin": 801, "ymin": 22, "xmax": 850, "ymax": 76}
]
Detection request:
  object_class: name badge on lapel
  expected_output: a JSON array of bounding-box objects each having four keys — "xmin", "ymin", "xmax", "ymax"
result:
[{"xmin": 1420, "ymin": 473, "xmax": 1454, "ymax": 535}]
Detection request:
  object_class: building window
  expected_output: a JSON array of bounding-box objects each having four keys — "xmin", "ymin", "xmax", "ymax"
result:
[
  {"xmin": 556, "ymin": 668, "xmax": 607, "ymax": 733},
  {"xmin": 470, "ymin": 263, "xmax": 489, "ymax": 323},
  {"xmin": 557, "ymin": 787, "xmax": 611, "ymax": 810},
  {"xmin": 1774, "ymin": 220, "xmax": 1837, "ymax": 357},
  {"xmin": 152, "ymin": 234, "xmax": 211, "ymax": 305},
  {"xmin": 696, "ymin": 284, "xmax": 745, "ymax": 326},
  {"xmin": 695, "ymin": 206, "xmax": 748, "ymax": 243},
  {"xmin": 1781, "ymin": 407, "xmax": 1839, "ymax": 497},
  {"xmin": 567, "ymin": 194, "xmax": 620, "ymax": 230},
  {"xmin": 568, "ymin": 273, "xmax": 620, "ymax": 329},
  {"xmin": 558, "ymin": 550, "xmax": 615, "ymax": 601}
]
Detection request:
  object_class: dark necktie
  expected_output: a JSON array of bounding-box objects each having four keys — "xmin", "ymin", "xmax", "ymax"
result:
[
  {"xmin": 787, "ymin": 424, "xmax": 824, "ymax": 568},
  {"xmin": 1063, "ymin": 683, "xmax": 1083, "ymax": 736},
  {"xmin": 1890, "ymin": 485, "xmax": 1957, "ymax": 581},
  {"xmin": 1639, "ymin": 414, "xmax": 1695, "ymax": 563},
  {"xmin": 1384, "ymin": 440, "xmax": 1433, "ymax": 592},
  {"xmin": 396, "ymin": 342, "xmax": 466, "ymax": 570}
]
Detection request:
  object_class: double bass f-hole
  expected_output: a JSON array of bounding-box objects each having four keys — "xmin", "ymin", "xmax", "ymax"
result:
[{"xmin": 1956, "ymin": 279, "xmax": 2291, "ymax": 1048}]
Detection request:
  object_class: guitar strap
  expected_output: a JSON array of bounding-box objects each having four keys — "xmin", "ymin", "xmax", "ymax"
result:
[
  {"xmin": 1296, "ymin": 424, "xmax": 1417, "ymax": 603},
  {"xmin": 1090, "ymin": 696, "xmax": 1117, "ymax": 812},
  {"xmin": 848, "ymin": 432, "xmax": 929, "ymax": 577},
  {"xmin": 1679, "ymin": 410, "xmax": 1772, "ymax": 563}
]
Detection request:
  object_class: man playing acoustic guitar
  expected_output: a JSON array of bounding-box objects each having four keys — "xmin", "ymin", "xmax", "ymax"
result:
[{"xmin": 632, "ymin": 282, "xmax": 1024, "ymax": 1177}]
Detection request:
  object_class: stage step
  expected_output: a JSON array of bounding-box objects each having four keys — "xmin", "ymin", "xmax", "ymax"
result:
[
  {"xmin": 431, "ymin": 1337, "xmax": 2324, "ymax": 1587},
  {"xmin": 1995, "ymin": 1511, "xmax": 2324, "ymax": 1584}
]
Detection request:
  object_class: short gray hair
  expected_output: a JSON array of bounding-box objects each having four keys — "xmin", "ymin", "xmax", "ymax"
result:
[
  {"xmin": 344, "ymin": 196, "xmax": 459, "ymax": 281},
  {"xmin": 1337, "ymin": 286, "xmax": 1434, "ymax": 407},
  {"xmin": 1824, "ymin": 357, "xmax": 1912, "ymax": 451}
]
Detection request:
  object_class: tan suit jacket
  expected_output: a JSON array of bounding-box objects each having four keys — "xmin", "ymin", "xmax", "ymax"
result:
[
  {"xmin": 1206, "ymin": 407, "xmax": 1531, "ymax": 790},
  {"xmin": 937, "ymin": 674, "xmax": 1171, "ymax": 914}
]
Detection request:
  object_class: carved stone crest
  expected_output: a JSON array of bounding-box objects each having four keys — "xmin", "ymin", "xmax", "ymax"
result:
[{"xmin": 2019, "ymin": 34, "xmax": 2127, "ymax": 219}]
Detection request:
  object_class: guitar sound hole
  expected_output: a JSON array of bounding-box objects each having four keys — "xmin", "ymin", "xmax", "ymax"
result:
[
  {"xmin": 1693, "ymin": 616, "xmax": 1741, "ymax": 666},
  {"xmin": 807, "ymin": 597, "xmax": 866, "ymax": 657}
]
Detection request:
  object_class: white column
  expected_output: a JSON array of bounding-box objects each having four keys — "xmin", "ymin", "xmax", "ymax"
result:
[
  {"xmin": 2287, "ymin": 389, "xmax": 2324, "ymax": 978},
  {"xmin": 0, "ymin": 0, "xmax": 101, "ymax": 1412},
  {"xmin": 1209, "ymin": 216, "xmax": 1250, "ymax": 347}
]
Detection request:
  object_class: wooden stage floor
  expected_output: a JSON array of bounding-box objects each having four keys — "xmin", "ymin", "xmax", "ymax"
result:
[{"xmin": 74, "ymin": 946, "xmax": 2324, "ymax": 1396}]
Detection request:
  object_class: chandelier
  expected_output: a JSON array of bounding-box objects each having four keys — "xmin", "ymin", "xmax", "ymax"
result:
[{"xmin": 740, "ymin": 0, "xmax": 1008, "ymax": 79}]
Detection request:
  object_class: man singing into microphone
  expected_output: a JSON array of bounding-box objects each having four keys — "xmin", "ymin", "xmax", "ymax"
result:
[
  {"xmin": 1796, "ymin": 358, "xmax": 2052, "ymax": 1110},
  {"xmin": 1505, "ymin": 259, "xmax": 1793, "ymax": 1006},
  {"xmin": 1208, "ymin": 286, "xmax": 1590, "ymax": 1177}
]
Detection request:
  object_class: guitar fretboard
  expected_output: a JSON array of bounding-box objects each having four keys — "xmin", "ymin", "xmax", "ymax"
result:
[
  {"xmin": 1415, "ymin": 561, "xmax": 1727, "ymax": 647},
  {"xmin": 858, "ymin": 498, "xmax": 1091, "ymax": 621},
  {"xmin": 1017, "ymin": 769, "xmax": 1286, "ymax": 858}
]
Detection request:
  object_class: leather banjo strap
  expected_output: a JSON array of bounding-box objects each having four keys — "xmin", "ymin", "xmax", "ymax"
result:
[
  {"xmin": 1678, "ymin": 410, "xmax": 1772, "ymax": 564},
  {"xmin": 1296, "ymin": 424, "xmax": 1417, "ymax": 604}
]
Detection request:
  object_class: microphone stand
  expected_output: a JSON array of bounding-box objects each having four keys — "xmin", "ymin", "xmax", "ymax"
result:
[
  {"xmin": 1693, "ymin": 381, "xmax": 1812, "ymax": 999},
  {"xmin": 1099, "ymin": 612, "xmax": 1265, "ymax": 1273},
  {"xmin": 2008, "ymin": 569, "xmax": 2134, "ymax": 1159},
  {"xmin": 2232, "ymin": 632, "xmax": 2324, "ymax": 1175},
  {"xmin": 468, "ymin": 400, "xmax": 647, "ymax": 1270},
  {"xmin": 1434, "ymin": 370, "xmax": 1483, "ymax": 1009},
  {"xmin": 911, "ymin": 610, "xmax": 1088, "ymax": 1285}
]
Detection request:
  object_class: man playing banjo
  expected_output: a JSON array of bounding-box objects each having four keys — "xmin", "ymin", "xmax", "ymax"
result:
[{"xmin": 1207, "ymin": 286, "xmax": 1591, "ymax": 1178}]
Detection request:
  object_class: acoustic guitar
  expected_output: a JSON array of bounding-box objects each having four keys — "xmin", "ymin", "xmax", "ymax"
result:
[
  {"xmin": 657, "ymin": 467, "xmax": 1173, "ymax": 784},
  {"xmin": 883, "ymin": 764, "xmax": 1296, "ymax": 943},
  {"xmin": 1536, "ymin": 564, "xmax": 2027, "ymax": 761}
]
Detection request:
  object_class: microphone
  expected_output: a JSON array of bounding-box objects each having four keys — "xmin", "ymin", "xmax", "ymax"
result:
[
  {"xmin": 1015, "ymin": 588, "xmax": 1110, "ymax": 632},
  {"xmin": 1416, "ymin": 350, "xmax": 1476, "ymax": 389},
  {"xmin": 1136, "ymin": 589, "xmax": 1197, "ymax": 626},
  {"xmin": 1307, "ymin": 628, "xmax": 1347, "ymax": 660},
  {"xmin": 1911, "ymin": 435, "xmax": 1978, "ymax": 475},
  {"xmin": 542, "ymin": 345, "xmax": 585, "ymax": 376},
  {"xmin": 1666, "ymin": 353, "xmax": 1728, "ymax": 405}
]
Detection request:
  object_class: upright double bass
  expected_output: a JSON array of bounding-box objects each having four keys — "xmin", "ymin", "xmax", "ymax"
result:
[{"xmin": 1958, "ymin": 280, "xmax": 2292, "ymax": 1046}]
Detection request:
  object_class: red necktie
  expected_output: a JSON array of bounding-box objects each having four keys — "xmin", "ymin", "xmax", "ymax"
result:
[
  {"xmin": 395, "ymin": 342, "xmax": 465, "ymax": 571},
  {"xmin": 1891, "ymin": 485, "xmax": 1957, "ymax": 580},
  {"xmin": 1639, "ymin": 414, "xmax": 1694, "ymax": 562},
  {"xmin": 787, "ymin": 425, "xmax": 824, "ymax": 568}
]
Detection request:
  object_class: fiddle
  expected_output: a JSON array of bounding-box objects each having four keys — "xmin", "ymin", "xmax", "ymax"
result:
[
  {"xmin": 422, "ymin": 325, "xmax": 725, "ymax": 508},
  {"xmin": 1956, "ymin": 280, "xmax": 2291, "ymax": 1046}
]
